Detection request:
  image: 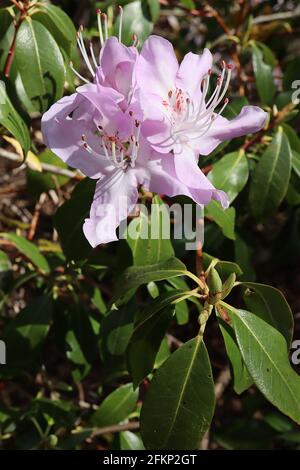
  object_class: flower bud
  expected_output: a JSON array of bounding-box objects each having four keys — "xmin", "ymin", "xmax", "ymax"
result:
[
  {"xmin": 207, "ymin": 267, "xmax": 223, "ymax": 305},
  {"xmin": 221, "ymin": 272, "xmax": 236, "ymax": 300}
]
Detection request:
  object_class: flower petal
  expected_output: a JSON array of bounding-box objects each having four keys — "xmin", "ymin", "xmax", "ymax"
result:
[
  {"xmin": 98, "ymin": 37, "xmax": 137, "ymax": 99},
  {"xmin": 199, "ymin": 106, "xmax": 268, "ymax": 155},
  {"xmin": 136, "ymin": 35, "xmax": 178, "ymax": 98},
  {"xmin": 147, "ymin": 152, "xmax": 228, "ymax": 208},
  {"xmin": 176, "ymin": 49, "xmax": 212, "ymax": 102},
  {"xmin": 41, "ymin": 93, "xmax": 113, "ymax": 178},
  {"xmin": 83, "ymin": 169, "xmax": 139, "ymax": 247}
]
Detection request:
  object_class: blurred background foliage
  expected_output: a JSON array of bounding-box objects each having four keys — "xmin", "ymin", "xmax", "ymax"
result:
[{"xmin": 0, "ymin": 0, "xmax": 300, "ymax": 450}]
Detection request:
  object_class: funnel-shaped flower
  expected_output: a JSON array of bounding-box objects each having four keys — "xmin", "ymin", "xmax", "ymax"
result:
[
  {"xmin": 136, "ymin": 36, "xmax": 267, "ymax": 187},
  {"xmin": 42, "ymin": 81, "xmax": 227, "ymax": 246}
]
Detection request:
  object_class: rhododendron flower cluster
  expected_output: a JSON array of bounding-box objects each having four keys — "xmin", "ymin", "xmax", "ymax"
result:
[{"xmin": 42, "ymin": 9, "xmax": 267, "ymax": 247}]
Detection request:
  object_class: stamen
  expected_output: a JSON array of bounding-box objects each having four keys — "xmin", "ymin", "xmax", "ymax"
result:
[
  {"xmin": 69, "ymin": 61, "xmax": 90, "ymax": 84},
  {"xmin": 89, "ymin": 42, "xmax": 98, "ymax": 68},
  {"xmin": 118, "ymin": 5, "xmax": 123, "ymax": 43},
  {"xmin": 102, "ymin": 13, "xmax": 108, "ymax": 41},
  {"xmin": 77, "ymin": 27, "xmax": 95, "ymax": 77},
  {"xmin": 96, "ymin": 9, "xmax": 104, "ymax": 46},
  {"xmin": 132, "ymin": 34, "xmax": 138, "ymax": 47}
]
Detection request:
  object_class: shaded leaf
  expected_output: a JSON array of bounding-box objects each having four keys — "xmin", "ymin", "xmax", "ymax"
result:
[{"xmin": 141, "ymin": 337, "xmax": 215, "ymax": 450}]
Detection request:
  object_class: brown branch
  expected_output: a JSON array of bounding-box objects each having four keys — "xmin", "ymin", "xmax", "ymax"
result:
[
  {"xmin": 3, "ymin": 18, "xmax": 22, "ymax": 77},
  {"xmin": 0, "ymin": 148, "xmax": 82, "ymax": 179},
  {"xmin": 91, "ymin": 421, "xmax": 140, "ymax": 438},
  {"xmin": 27, "ymin": 193, "xmax": 46, "ymax": 241},
  {"xmin": 203, "ymin": 3, "xmax": 232, "ymax": 35},
  {"xmin": 199, "ymin": 366, "xmax": 231, "ymax": 450},
  {"xmin": 10, "ymin": 0, "xmax": 23, "ymax": 11}
]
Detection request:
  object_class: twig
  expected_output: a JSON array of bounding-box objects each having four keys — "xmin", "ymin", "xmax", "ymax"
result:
[
  {"xmin": 199, "ymin": 366, "xmax": 231, "ymax": 450},
  {"xmin": 166, "ymin": 333, "xmax": 183, "ymax": 348},
  {"xmin": 252, "ymin": 7, "xmax": 300, "ymax": 25},
  {"xmin": 0, "ymin": 148, "xmax": 81, "ymax": 179},
  {"xmin": 91, "ymin": 421, "xmax": 140, "ymax": 438},
  {"xmin": 203, "ymin": 2, "xmax": 232, "ymax": 35},
  {"xmin": 27, "ymin": 193, "xmax": 46, "ymax": 241}
]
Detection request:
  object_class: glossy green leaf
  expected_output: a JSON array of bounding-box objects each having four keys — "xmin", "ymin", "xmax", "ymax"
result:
[
  {"xmin": 282, "ymin": 123, "xmax": 300, "ymax": 154},
  {"xmin": 141, "ymin": 337, "xmax": 215, "ymax": 450},
  {"xmin": 142, "ymin": 0, "xmax": 160, "ymax": 22},
  {"xmin": 128, "ymin": 291, "xmax": 189, "ymax": 387},
  {"xmin": 114, "ymin": 1, "xmax": 154, "ymax": 45},
  {"xmin": 251, "ymin": 43, "xmax": 276, "ymax": 105},
  {"xmin": 127, "ymin": 195, "xmax": 174, "ymax": 266},
  {"xmin": 114, "ymin": 257, "xmax": 187, "ymax": 300},
  {"xmin": 291, "ymin": 151, "xmax": 300, "ymax": 179},
  {"xmin": 0, "ymin": 232, "xmax": 50, "ymax": 274},
  {"xmin": 120, "ymin": 431, "xmax": 145, "ymax": 450},
  {"xmin": 203, "ymin": 253, "xmax": 243, "ymax": 280},
  {"xmin": 32, "ymin": 4, "xmax": 76, "ymax": 55},
  {"xmin": 128, "ymin": 304, "xmax": 174, "ymax": 388},
  {"xmin": 208, "ymin": 151, "xmax": 249, "ymax": 203},
  {"xmin": 230, "ymin": 307, "xmax": 300, "ymax": 424},
  {"xmin": 218, "ymin": 317, "xmax": 253, "ymax": 394},
  {"xmin": 15, "ymin": 18, "xmax": 65, "ymax": 113},
  {"xmin": 241, "ymin": 282, "xmax": 293, "ymax": 346},
  {"xmin": 205, "ymin": 201, "xmax": 236, "ymax": 240},
  {"xmin": 0, "ymin": 81, "xmax": 31, "ymax": 155},
  {"xmin": 54, "ymin": 178, "xmax": 96, "ymax": 260},
  {"xmin": 249, "ymin": 127, "xmax": 292, "ymax": 220},
  {"xmin": 90, "ymin": 383, "xmax": 138, "ymax": 427}
]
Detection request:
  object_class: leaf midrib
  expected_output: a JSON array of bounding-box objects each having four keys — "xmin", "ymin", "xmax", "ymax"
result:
[
  {"xmin": 236, "ymin": 313, "xmax": 300, "ymax": 416},
  {"xmin": 161, "ymin": 335, "xmax": 202, "ymax": 448}
]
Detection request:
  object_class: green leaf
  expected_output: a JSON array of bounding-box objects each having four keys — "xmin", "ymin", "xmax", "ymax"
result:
[
  {"xmin": 179, "ymin": 0, "xmax": 196, "ymax": 9},
  {"xmin": 100, "ymin": 301, "xmax": 135, "ymax": 379},
  {"xmin": 114, "ymin": 1, "xmax": 154, "ymax": 45},
  {"xmin": 251, "ymin": 43, "xmax": 276, "ymax": 105},
  {"xmin": 205, "ymin": 201, "xmax": 236, "ymax": 240},
  {"xmin": 0, "ymin": 249, "xmax": 11, "ymax": 273},
  {"xmin": 291, "ymin": 151, "xmax": 300, "ymax": 179},
  {"xmin": 141, "ymin": 337, "xmax": 215, "ymax": 450},
  {"xmin": 0, "ymin": 80, "xmax": 31, "ymax": 155},
  {"xmin": 141, "ymin": 0, "xmax": 160, "ymax": 22},
  {"xmin": 90, "ymin": 383, "xmax": 138, "ymax": 427},
  {"xmin": 208, "ymin": 151, "xmax": 249, "ymax": 203},
  {"xmin": 249, "ymin": 127, "xmax": 292, "ymax": 220},
  {"xmin": 120, "ymin": 431, "xmax": 145, "ymax": 450},
  {"xmin": 128, "ymin": 291, "xmax": 189, "ymax": 387},
  {"xmin": 202, "ymin": 253, "xmax": 243, "ymax": 280},
  {"xmin": 114, "ymin": 257, "xmax": 187, "ymax": 301},
  {"xmin": 229, "ymin": 307, "xmax": 300, "ymax": 425},
  {"xmin": 241, "ymin": 282, "xmax": 294, "ymax": 346},
  {"xmin": 254, "ymin": 42, "xmax": 277, "ymax": 68},
  {"xmin": 128, "ymin": 304, "xmax": 174, "ymax": 389},
  {"xmin": 218, "ymin": 317, "xmax": 253, "ymax": 394},
  {"xmin": 0, "ymin": 295, "xmax": 53, "ymax": 375},
  {"xmin": 54, "ymin": 178, "xmax": 96, "ymax": 260},
  {"xmin": 31, "ymin": 4, "xmax": 76, "ymax": 55},
  {"xmin": 126, "ymin": 195, "xmax": 174, "ymax": 266},
  {"xmin": 281, "ymin": 123, "xmax": 300, "ymax": 154},
  {"xmin": 15, "ymin": 18, "xmax": 65, "ymax": 113},
  {"xmin": 0, "ymin": 232, "xmax": 50, "ymax": 274}
]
